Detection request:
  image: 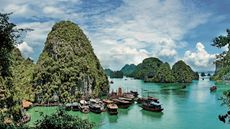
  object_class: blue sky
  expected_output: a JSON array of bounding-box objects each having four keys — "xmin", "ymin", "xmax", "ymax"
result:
[{"xmin": 1, "ymin": 0, "xmax": 229, "ymax": 71}]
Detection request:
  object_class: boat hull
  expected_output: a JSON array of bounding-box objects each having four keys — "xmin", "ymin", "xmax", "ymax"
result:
[
  {"xmin": 141, "ymin": 106, "xmax": 163, "ymax": 112},
  {"xmin": 89, "ymin": 106, "xmax": 102, "ymax": 114}
]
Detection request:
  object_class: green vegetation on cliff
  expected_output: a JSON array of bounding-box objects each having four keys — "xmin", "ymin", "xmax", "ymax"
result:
[
  {"xmin": 120, "ymin": 64, "xmax": 136, "ymax": 77},
  {"xmin": 130, "ymin": 57, "xmax": 198, "ymax": 83},
  {"xmin": 172, "ymin": 60, "xmax": 199, "ymax": 83},
  {"xmin": 211, "ymin": 29, "xmax": 230, "ymax": 80},
  {"xmin": 110, "ymin": 71, "xmax": 124, "ymax": 78},
  {"xmin": 33, "ymin": 21, "xmax": 109, "ymax": 103},
  {"xmin": 0, "ymin": 13, "xmax": 32, "ymax": 122},
  {"xmin": 132, "ymin": 57, "xmax": 163, "ymax": 79},
  {"xmin": 146, "ymin": 63, "xmax": 175, "ymax": 83},
  {"xmin": 11, "ymin": 48, "xmax": 35, "ymax": 102}
]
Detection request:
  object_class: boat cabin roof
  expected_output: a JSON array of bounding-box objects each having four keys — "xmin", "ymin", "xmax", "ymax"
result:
[{"xmin": 150, "ymin": 101, "xmax": 161, "ymax": 106}]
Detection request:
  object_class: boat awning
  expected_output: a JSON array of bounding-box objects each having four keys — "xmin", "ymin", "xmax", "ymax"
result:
[
  {"xmin": 66, "ymin": 103, "xmax": 73, "ymax": 107},
  {"xmin": 72, "ymin": 102, "xmax": 79, "ymax": 106},
  {"xmin": 150, "ymin": 101, "xmax": 161, "ymax": 106}
]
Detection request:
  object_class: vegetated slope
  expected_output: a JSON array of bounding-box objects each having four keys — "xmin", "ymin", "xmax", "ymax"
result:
[{"xmin": 33, "ymin": 21, "xmax": 109, "ymax": 103}]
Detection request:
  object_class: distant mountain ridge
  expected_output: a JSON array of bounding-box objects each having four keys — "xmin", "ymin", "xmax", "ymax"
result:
[{"xmin": 120, "ymin": 64, "xmax": 136, "ymax": 77}]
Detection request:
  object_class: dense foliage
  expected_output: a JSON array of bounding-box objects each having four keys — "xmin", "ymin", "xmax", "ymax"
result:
[
  {"xmin": 11, "ymin": 48, "xmax": 35, "ymax": 102},
  {"xmin": 131, "ymin": 57, "xmax": 198, "ymax": 83},
  {"xmin": 0, "ymin": 108, "xmax": 93, "ymax": 129},
  {"xmin": 0, "ymin": 13, "xmax": 16, "ymax": 78},
  {"xmin": 146, "ymin": 63, "xmax": 175, "ymax": 83},
  {"xmin": 35, "ymin": 108, "xmax": 93, "ymax": 129},
  {"xmin": 172, "ymin": 60, "xmax": 199, "ymax": 83},
  {"xmin": 120, "ymin": 64, "xmax": 136, "ymax": 77},
  {"xmin": 110, "ymin": 71, "xmax": 123, "ymax": 78},
  {"xmin": 33, "ymin": 21, "xmax": 109, "ymax": 103},
  {"xmin": 211, "ymin": 29, "xmax": 230, "ymax": 80},
  {"xmin": 0, "ymin": 13, "xmax": 30, "ymax": 122},
  {"xmin": 211, "ymin": 29, "xmax": 230, "ymax": 110},
  {"xmin": 132, "ymin": 57, "xmax": 163, "ymax": 79}
]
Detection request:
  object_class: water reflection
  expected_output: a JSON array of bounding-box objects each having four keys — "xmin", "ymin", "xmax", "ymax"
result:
[
  {"xmin": 140, "ymin": 109, "xmax": 163, "ymax": 119},
  {"xmin": 107, "ymin": 115, "xmax": 118, "ymax": 123}
]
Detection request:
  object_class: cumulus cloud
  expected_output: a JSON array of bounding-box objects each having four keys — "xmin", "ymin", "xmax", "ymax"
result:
[
  {"xmin": 184, "ymin": 42, "xmax": 216, "ymax": 71},
  {"xmin": 88, "ymin": 0, "xmax": 210, "ymax": 69},
  {"xmin": 16, "ymin": 41, "xmax": 33, "ymax": 57},
  {"xmin": 1, "ymin": 0, "xmax": 211, "ymax": 69}
]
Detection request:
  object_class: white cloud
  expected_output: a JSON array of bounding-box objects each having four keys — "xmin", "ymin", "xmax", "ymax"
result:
[
  {"xmin": 43, "ymin": 6, "xmax": 63, "ymax": 14},
  {"xmin": 17, "ymin": 21, "xmax": 54, "ymax": 45},
  {"xmin": 184, "ymin": 42, "xmax": 216, "ymax": 71},
  {"xmin": 1, "ymin": 0, "xmax": 211, "ymax": 69},
  {"xmin": 16, "ymin": 41, "xmax": 33, "ymax": 57},
  {"xmin": 88, "ymin": 0, "xmax": 210, "ymax": 69},
  {"xmin": 158, "ymin": 48, "xmax": 177, "ymax": 57}
]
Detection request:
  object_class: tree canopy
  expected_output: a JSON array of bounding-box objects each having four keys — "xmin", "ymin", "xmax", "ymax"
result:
[{"xmin": 35, "ymin": 108, "xmax": 93, "ymax": 129}]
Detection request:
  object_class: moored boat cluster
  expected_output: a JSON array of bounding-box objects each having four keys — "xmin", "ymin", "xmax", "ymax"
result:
[{"xmin": 63, "ymin": 87, "xmax": 164, "ymax": 115}]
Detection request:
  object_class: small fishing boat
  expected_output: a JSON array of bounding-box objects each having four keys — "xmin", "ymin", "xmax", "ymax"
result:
[
  {"xmin": 141, "ymin": 101, "xmax": 163, "ymax": 112},
  {"xmin": 113, "ymin": 99, "xmax": 132, "ymax": 108},
  {"xmin": 210, "ymin": 86, "xmax": 217, "ymax": 92},
  {"xmin": 89, "ymin": 99, "xmax": 102, "ymax": 114},
  {"xmin": 65, "ymin": 103, "xmax": 72, "ymax": 111},
  {"xmin": 118, "ymin": 97, "xmax": 134, "ymax": 103},
  {"xmin": 103, "ymin": 99, "xmax": 113, "ymax": 104},
  {"xmin": 107, "ymin": 103, "xmax": 118, "ymax": 115},
  {"xmin": 79, "ymin": 100, "xmax": 89, "ymax": 113},
  {"xmin": 72, "ymin": 102, "xmax": 80, "ymax": 111},
  {"xmin": 130, "ymin": 91, "xmax": 139, "ymax": 98},
  {"xmin": 123, "ymin": 93, "xmax": 135, "ymax": 99},
  {"xmin": 137, "ymin": 96, "xmax": 159, "ymax": 104}
]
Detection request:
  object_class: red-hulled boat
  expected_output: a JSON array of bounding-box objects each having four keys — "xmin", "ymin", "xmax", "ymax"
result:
[{"xmin": 210, "ymin": 86, "xmax": 217, "ymax": 92}]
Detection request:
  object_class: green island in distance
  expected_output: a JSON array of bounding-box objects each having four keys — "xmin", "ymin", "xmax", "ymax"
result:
[
  {"xmin": 0, "ymin": 12, "xmax": 230, "ymax": 129},
  {"xmin": 107, "ymin": 58, "xmax": 199, "ymax": 83}
]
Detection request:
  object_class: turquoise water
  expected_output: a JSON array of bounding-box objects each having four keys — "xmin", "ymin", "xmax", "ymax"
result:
[{"xmin": 27, "ymin": 78, "xmax": 230, "ymax": 129}]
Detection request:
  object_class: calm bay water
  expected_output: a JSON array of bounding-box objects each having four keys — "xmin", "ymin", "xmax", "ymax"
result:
[{"xmin": 27, "ymin": 78, "xmax": 230, "ymax": 129}]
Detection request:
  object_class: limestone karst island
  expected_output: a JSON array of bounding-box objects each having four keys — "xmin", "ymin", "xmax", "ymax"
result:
[{"xmin": 0, "ymin": 0, "xmax": 230, "ymax": 129}]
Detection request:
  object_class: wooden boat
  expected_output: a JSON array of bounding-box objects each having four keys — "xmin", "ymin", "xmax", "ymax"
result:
[
  {"xmin": 130, "ymin": 91, "xmax": 139, "ymax": 98},
  {"xmin": 113, "ymin": 99, "xmax": 132, "ymax": 108},
  {"xmin": 79, "ymin": 100, "xmax": 89, "ymax": 113},
  {"xmin": 65, "ymin": 103, "xmax": 72, "ymax": 111},
  {"xmin": 123, "ymin": 93, "xmax": 135, "ymax": 100},
  {"xmin": 72, "ymin": 102, "xmax": 80, "ymax": 111},
  {"xmin": 107, "ymin": 103, "xmax": 118, "ymax": 115},
  {"xmin": 89, "ymin": 99, "xmax": 102, "ymax": 114},
  {"xmin": 141, "ymin": 101, "xmax": 163, "ymax": 112},
  {"xmin": 103, "ymin": 99, "xmax": 113, "ymax": 104},
  {"xmin": 210, "ymin": 86, "xmax": 217, "ymax": 92},
  {"xmin": 137, "ymin": 96, "xmax": 159, "ymax": 104},
  {"xmin": 118, "ymin": 97, "xmax": 133, "ymax": 103}
]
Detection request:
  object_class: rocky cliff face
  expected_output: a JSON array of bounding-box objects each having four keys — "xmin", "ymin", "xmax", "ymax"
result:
[{"xmin": 33, "ymin": 21, "xmax": 109, "ymax": 103}]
